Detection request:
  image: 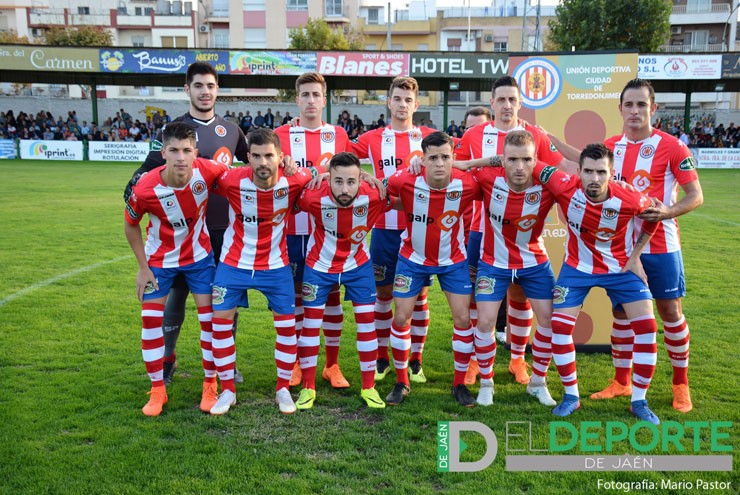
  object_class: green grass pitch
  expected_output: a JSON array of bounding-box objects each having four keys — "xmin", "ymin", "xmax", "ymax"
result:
[{"xmin": 0, "ymin": 160, "xmax": 738, "ymax": 494}]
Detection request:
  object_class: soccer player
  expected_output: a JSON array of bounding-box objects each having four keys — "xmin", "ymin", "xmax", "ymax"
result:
[
  {"xmin": 294, "ymin": 152, "xmax": 391, "ymax": 410},
  {"xmin": 124, "ymin": 122, "xmax": 227, "ymax": 416},
  {"xmin": 207, "ymin": 129, "xmax": 318, "ymax": 416},
  {"xmin": 534, "ymin": 143, "xmax": 661, "ymax": 424},
  {"xmin": 471, "ymin": 130, "xmax": 557, "ymax": 407},
  {"xmin": 455, "ymin": 76, "xmax": 577, "ymax": 387},
  {"xmin": 350, "ymin": 76, "xmax": 436, "ymax": 384},
  {"xmin": 123, "ymin": 62, "xmax": 250, "ymax": 387},
  {"xmin": 384, "ymin": 132, "xmax": 480, "ymax": 407},
  {"xmin": 275, "ymin": 72, "xmax": 352, "ymax": 390},
  {"xmin": 547, "ymin": 79, "xmax": 703, "ymax": 413}
]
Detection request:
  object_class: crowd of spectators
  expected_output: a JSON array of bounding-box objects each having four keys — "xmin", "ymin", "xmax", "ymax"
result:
[
  {"xmin": 655, "ymin": 115, "xmax": 740, "ymax": 148},
  {"xmin": 0, "ymin": 107, "xmax": 171, "ymax": 143}
]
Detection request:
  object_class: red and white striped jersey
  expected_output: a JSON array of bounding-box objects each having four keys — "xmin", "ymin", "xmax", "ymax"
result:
[
  {"xmin": 297, "ymin": 182, "xmax": 391, "ymax": 273},
  {"xmin": 275, "ymin": 122, "xmax": 350, "ymax": 236},
  {"xmin": 351, "ymin": 125, "xmax": 436, "ymax": 230},
  {"xmin": 457, "ymin": 119, "xmax": 563, "ymax": 235},
  {"xmin": 387, "ymin": 168, "xmax": 481, "ymax": 266},
  {"xmin": 124, "ymin": 158, "xmax": 227, "ymax": 268},
  {"xmin": 473, "ymin": 166, "xmax": 555, "ymax": 269},
  {"xmin": 215, "ymin": 167, "xmax": 313, "ymax": 270},
  {"xmin": 605, "ymin": 129, "xmax": 699, "ymax": 254},
  {"xmin": 534, "ymin": 163, "xmax": 657, "ymax": 275}
]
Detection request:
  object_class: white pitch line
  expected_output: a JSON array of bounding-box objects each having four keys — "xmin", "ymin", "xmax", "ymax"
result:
[
  {"xmin": 690, "ymin": 213, "xmax": 740, "ymax": 228},
  {"xmin": 0, "ymin": 255, "xmax": 133, "ymax": 308}
]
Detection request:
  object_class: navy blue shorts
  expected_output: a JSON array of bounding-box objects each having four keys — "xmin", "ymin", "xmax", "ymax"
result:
[
  {"xmin": 393, "ymin": 257, "xmax": 470, "ymax": 298},
  {"xmin": 144, "ymin": 253, "xmax": 215, "ymax": 301},
  {"xmin": 302, "ymin": 263, "xmax": 377, "ymax": 306},
  {"xmin": 553, "ymin": 264, "xmax": 652, "ymax": 309},
  {"xmin": 212, "ymin": 263, "xmax": 294, "ymax": 314},
  {"xmin": 475, "ymin": 260, "xmax": 555, "ymax": 302}
]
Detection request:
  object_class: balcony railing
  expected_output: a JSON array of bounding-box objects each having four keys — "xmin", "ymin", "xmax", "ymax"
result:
[
  {"xmin": 659, "ymin": 43, "xmax": 726, "ymax": 52},
  {"xmin": 672, "ymin": 4, "xmax": 730, "ymax": 15}
]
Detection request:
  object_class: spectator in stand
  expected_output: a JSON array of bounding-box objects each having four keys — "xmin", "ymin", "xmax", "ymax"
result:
[
  {"xmin": 679, "ymin": 128, "xmax": 690, "ymax": 146},
  {"xmin": 274, "ymin": 111, "xmax": 282, "ymax": 127},
  {"xmin": 265, "ymin": 108, "xmax": 275, "ymax": 129},
  {"xmin": 446, "ymin": 120, "xmax": 457, "ymax": 136},
  {"xmin": 282, "ymin": 112, "xmax": 292, "ymax": 125},
  {"xmin": 351, "ymin": 114, "xmax": 364, "ymax": 132},
  {"xmin": 427, "ymin": 119, "xmax": 437, "ymax": 130},
  {"xmin": 240, "ymin": 111, "xmax": 252, "ymax": 133},
  {"xmin": 42, "ymin": 124, "xmax": 54, "ymax": 140},
  {"xmin": 254, "ymin": 110, "xmax": 265, "ymax": 128},
  {"xmin": 377, "ymin": 113, "xmax": 385, "ymax": 128}
]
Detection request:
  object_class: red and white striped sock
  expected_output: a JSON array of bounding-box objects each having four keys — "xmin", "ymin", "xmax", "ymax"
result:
[
  {"xmin": 474, "ymin": 327, "xmax": 496, "ymax": 381},
  {"xmin": 508, "ymin": 299, "xmax": 533, "ymax": 359},
  {"xmin": 531, "ymin": 324, "xmax": 552, "ymax": 379},
  {"xmin": 354, "ymin": 302, "xmax": 378, "ymax": 389},
  {"xmin": 197, "ymin": 305, "xmax": 216, "ymax": 380},
  {"xmin": 212, "ymin": 317, "xmax": 236, "ymax": 393},
  {"xmin": 274, "ymin": 313, "xmax": 297, "ymax": 391},
  {"xmin": 390, "ymin": 321, "xmax": 411, "ymax": 385},
  {"xmin": 294, "ymin": 294, "xmax": 304, "ymax": 335},
  {"xmin": 409, "ymin": 295, "xmax": 429, "ymax": 363},
  {"xmin": 323, "ymin": 288, "xmax": 343, "ymax": 368},
  {"xmin": 611, "ymin": 318, "xmax": 634, "ymax": 386},
  {"xmin": 452, "ymin": 324, "xmax": 474, "ymax": 386},
  {"xmin": 374, "ymin": 296, "xmax": 393, "ymax": 360},
  {"xmin": 663, "ymin": 316, "xmax": 690, "ymax": 386},
  {"xmin": 631, "ymin": 315, "xmax": 658, "ymax": 401},
  {"xmin": 551, "ymin": 312, "xmax": 579, "ymax": 397},
  {"xmin": 298, "ymin": 305, "xmax": 323, "ymax": 389},
  {"xmin": 141, "ymin": 302, "xmax": 165, "ymax": 387}
]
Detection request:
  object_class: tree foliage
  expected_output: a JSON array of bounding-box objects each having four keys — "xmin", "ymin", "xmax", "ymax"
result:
[
  {"xmin": 278, "ymin": 19, "xmax": 363, "ymax": 101},
  {"xmin": 547, "ymin": 0, "xmax": 671, "ymax": 52},
  {"xmin": 288, "ymin": 18, "xmax": 363, "ymax": 51},
  {"xmin": 0, "ymin": 31, "xmax": 31, "ymax": 44},
  {"xmin": 44, "ymin": 26, "xmax": 113, "ymax": 46}
]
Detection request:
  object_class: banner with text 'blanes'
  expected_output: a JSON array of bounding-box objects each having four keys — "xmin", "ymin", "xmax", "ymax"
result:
[{"xmin": 508, "ymin": 53, "xmax": 638, "ymax": 349}]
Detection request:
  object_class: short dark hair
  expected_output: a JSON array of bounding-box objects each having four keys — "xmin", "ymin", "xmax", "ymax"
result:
[
  {"xmin": 247, "ymin": 128, "xmax": 281, "ymax": 152},
  {"xmin": 421, "ymin": 131, "xmax": 454, "ymax": 153},
  {"xmin": 463, "ymin": 106, "xmax": 492, "ymax": 127},
  {"xmin": 329, "ymin": 151, "xmax": 361, "ymax": 170},
  {"xmin": 503, "ymin": 130, "xmax": 535, "ymax": 149},
  {"xmin": 295, "ymin": 72, "xmax": 326, "ymax": 95},
  {"xmin": 579, "ymin": 143, "xmax": 614, "ymax": 168},
  {"xmin": 619, "ymin": 78, "xmax": 655, "ymax": 105},
  {"xmin": 389, "ymin": 76, "xmax": 419, "ymax": 98},
  {"xmin": 162, "ymin": 122, "xmax": 196, "ymax": 146},
  {"xmin": 492, "ymin": 75, "xmax": 520, "ymax": 96},
  {"xmin": 186, "ymin": 61, "xmax": 218, "ymax": 86}
]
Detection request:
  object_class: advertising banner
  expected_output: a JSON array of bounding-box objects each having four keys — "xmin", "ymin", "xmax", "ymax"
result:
[
  {"xmin": 100, "ymin": 49, "xmax": 230, "ymax": 74},
  {"xmin": 229, "ymin": 51, "xmax": 316, "ymax": 75},
  {"xmin": 508, "ymin": 53, "xmax": 639, "ymax": 348},
  {"xmin": 88, "ymin": 141, "xmax": 150, "ymax": 162},
  {"xmin": 721, "ymin": 53, "xmax": 740, "ymax": 78},
  {"xmin": 0, "ymin": 45, "xmax": 99, "ymax": 72},
  {"xmin": 409, "ymin": 53, "xmax": 508, "ymax": 78},
  {"xmin": 693, "ymin": 147, "xmax": 740, "ymax": 169},
  {"xmin": 19, "ymin": 140, "xmax": 84, "ymax": 161},
  {"xmin": 317, "ymin": 51, "xmax": 409, "ymax": 77},
  {"xmin": 0, "ymin": 139, "xmax": 17, "ymax": 159},
  {"xmin": 638, "ymin": 54, "xmax": 722, "ymax": 80}
]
